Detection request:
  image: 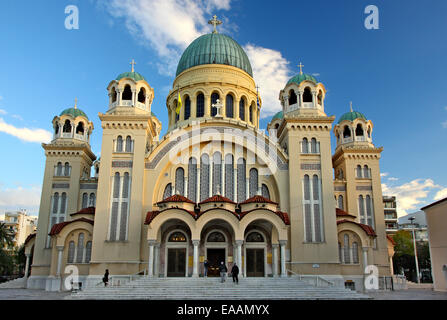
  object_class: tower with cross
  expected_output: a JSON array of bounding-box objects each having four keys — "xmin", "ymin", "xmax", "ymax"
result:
[
  {"xmin": 298, "ymin": 62, "xmax": 304, "ymax": 75},
  {"xmin": 130, "ymin": 59, "xmax": 136, "ymax": 72}
]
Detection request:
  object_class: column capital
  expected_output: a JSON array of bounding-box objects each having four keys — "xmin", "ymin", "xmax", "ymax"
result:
[
  {"xmin": 362, "ymin": 247, "xmax": 369, "ymax": 252},
  {"xmin": 272, "ymin": 243, "xmax": 279, "ymax": 249},
  {"xmin": 235, "ymin": 240, "xmax": 244, "ymax": 246},
  {"xmin": 25, "ymin": 253, "xmax": 31, "ymax": 258},
  {"xmin": 279, "ymin": 240, "xmax": 287, "ymax": 246},
  {"xmin": 192, "ymin": 240, "xmax": 200, "ymax": 246},
  {"xmin": 154, "ymin": 242, "xmax": 161, "ymax": 248},
  {"xmin": 56, "ymin": 245, "xmax": 64, "ymax": 252},
  {"xmin": 148, "ymin": 240, "xmax": 157, "ymax": 246}
]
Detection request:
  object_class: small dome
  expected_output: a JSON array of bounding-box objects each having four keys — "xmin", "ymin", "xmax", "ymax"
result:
[
  {"xmin": 287, "ymin": 73, "xmax": 317, "ymax": 86},
  {"xmin": 116, "ymin": 71, "xmax": 146, "ymax": 82},
  {"xmin": 338, "ymin": 111, "xmax": 367, "ymax": 124},
  {"xmin": 60, "ymin": 107, "xmax": 89, "ymax": 120},
  {"xmin": 176, "ymin": 33, "xmax": 253, "ymax": 77},
  {"xmin": 272, "ymin": 111, "xmax": 283, "ymax": 121}
]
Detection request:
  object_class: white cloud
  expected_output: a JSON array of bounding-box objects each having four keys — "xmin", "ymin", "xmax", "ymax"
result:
[
  {"xmin": 382, "ymin": 179, "xmax": 443, "ymax": 217},
  {"xmin": 0, "ymin": 184, "xmax": 41, "ymax": 215},
  {"xmin": 244, "ymin": 44, "xmax": 291, "ymax": 118},
  {"xmin": 380, "ymin": 172, "xmax": 389, "ymax": 177},
  {"xmin": 103, "ymin": 0, "xmax": 232, "ymax": 76},
  {"xmin": 434, "ymin": 188, "xmax": 447, "ymax": 201},
  {"xmin": 442, "ymin": 120, "xmax": 447, "ymax": 129},
  {"xmin": 0, "ymin": 109, "xmax": 6, "ymax": 115},
  {"xmin": 388, "ymin": 177, "xmax": 399, "ymax": 181},
  {"xmin": 0, "ymin": 118, "xmax": 52, "ymax": 143},
  {"xmin": 12, "ymin": 114, "xmax": 23, "ymax": 121}
]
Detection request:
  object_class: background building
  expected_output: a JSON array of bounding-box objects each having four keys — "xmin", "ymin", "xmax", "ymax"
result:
[
  {"xmin": 383, "ymin": 196, "xmax": 398, "ymax": 235},
  {"xmin": 398, "ymin": 211, "xmax": 429, "ymax": 242},
  {"xmin": 1, "ymin": 211, "xmax": 38, "ymax": 248}
]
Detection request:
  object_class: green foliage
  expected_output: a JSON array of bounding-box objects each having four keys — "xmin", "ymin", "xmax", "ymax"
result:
[
  {"xmin": 392, "ymin": 230, "xmax": 414, "ymax": 257},
  {"xmin": 0, "ymin": 223, "xmax": 14, "ymax": 249}
]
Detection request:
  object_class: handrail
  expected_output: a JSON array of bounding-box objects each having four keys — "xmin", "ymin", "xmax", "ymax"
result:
[
  {"xmin": 285, "ymin": 268, "xmax": 334, "ymax": 287},
  {"xmin": 101, "ymin": 268, "xmax": 148, "ymax": 287}
]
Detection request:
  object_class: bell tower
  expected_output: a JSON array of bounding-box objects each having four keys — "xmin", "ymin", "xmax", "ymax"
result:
[{"xmin": 90, "ymin": 61, "xmax": 161, "ymax": 275}]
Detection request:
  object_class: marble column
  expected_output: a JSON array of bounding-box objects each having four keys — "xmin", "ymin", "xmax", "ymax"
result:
[
  {"xmin": 272, "ymin": 244, "xmax": 279, "ymax": 277},
  {"xmin": 24, "ymin": 253, "xmax": 31, "ymax": 278},
  {"xmin": 56, "ymin": 246, "xmax": 64, "ymax": 277},
  {"xmin": 236, "ymin": 240, "xmax": 243, "ymax": 277},
  {"xmin": 154, "ymin": 243, "xmax": 160, "ymax": 277},
  {"xmin": 148, "ymin": 240, "xmax": 155, "ymax": 277},
  {"xmin": 362, "ymin": 247, "xmax": 369, "ymax": 272},
  {"xmin": 279, "ymin": 240, "xmax": 287, "ymax": 277},
  {"xmin": 192, "ymin": 240, "xmax": 200, "ymax": 277}
]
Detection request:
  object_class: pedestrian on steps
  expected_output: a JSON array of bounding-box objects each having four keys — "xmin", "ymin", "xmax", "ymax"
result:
[
  {"xmin": 231, "ymin": 263, "xmax": 239, "ymax": 284},
  {"xmin": 103, "ymin": 269, "xmax": 109, "ymax": 287},
  {"xmin": 219, "ymin": 262, "xmax": 227, "ymax": 283},
  {"xmin": 204, "ymin": 259, "xmax": 209, "ymax": 278}
]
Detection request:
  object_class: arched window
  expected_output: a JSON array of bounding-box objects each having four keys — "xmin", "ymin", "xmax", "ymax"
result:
[
  {"xmin": 168, "ymin": 231, "xmax": 186, "ymax": 242},
  {"xmin": 249, "ymin": 105, "xmax": 253, "ymax": 123},
  {"xmin": 109, "ymin": 173, "xmax": 120, "ymax": 241},
  {"xmin": 67, "ymin": 241, "xmax": 75, "ymax": 263},
  {"xmin": 312, "ymin": 175, "xmax": 321, "ymax": 242},
  {"xmin": 175, "ymin": 168, "xmax": 185, "ymax": 196},
  {"xmin": 338, "ymin": 195, "xmax": 344, "ymax": 210},
  {"xmin": 173, "ymin": 100, "xmax": 179, "ymax": 123},
  {"xmin": 302, "ymin": 138, "xmax": 309, "ymax": 153},
  {"xmin": 89, "ymin": 193, "xmax": 96, "ymax": 207},
  {"xmin": 363, "ymin": 165, "xmax": 370, "ymax": 178},
  {"xmin": 82, "ymin": 193, "xmax": 88, "ymax": 209},
  {"xmin": 207, "ymin": 231, "xmax": 225, "ymax": 242},
  {"xmin": 64, "ymin": 162, "xmax": 70, "ymax": 176},
  {"xmin": 246, "ymin": 232, "xmax": 265, "ymax": 242},
  {"xmin": 122, "ymin": 85, "xmax": 132, "ymax": 100},
  {"xmin": 357, "ymin": 165, "xmax": 363, "ymax": 178},
  {"xmin": 343, "ymin": 126, "xmax": 351, "ymax": 138},
  {"xmin": 338, "ymin": 169, "xmax": 344, "ymax": 180},
  {"xmin": 352, "ymin": 242, "xmax": 359, "ymax": 264},
  {"xmin": 338, "ymin": 242, "xmax": 343, "ymax": 263},
  {"xmin": 249, "ymin": 168, "xmax": 258, "ymax": 198},
  {"xmin": 63, "ymin": 120, "xmax": 72, "ymax": 133},
  {"xmin": 212, "ymin": 153, "xmax": 222, "ymax": 195},
  {"xmin": 359, "ymin": 195, "xmax": 365, "ymax": 224},
  {"xmin": 119, "ymin": 173, "xmax": 130, "ymax": 241},
  {"xmin": 60, "ymin": 193, "xmax": 67, "ymax": 214},
  {"xmin": 367, "ymin": 127, "xmax": 371, "ymax": 138},
  {"xmin": 226, "ymin": 94, "xmax": 234, "ymax": 118},
  {"xmin": 76, "ymin": 122, "xmax": 84, "ymax": 135},
  {"xmin": 356, "ymin": 124, "xmax": 364, "ymax": 136},
  {"xmin": 138, "ymin": 87, "xmax": 146, "ymax": 103},
  {"xmin": 76, "ymin": 233, "xmax": 84, "ymax": 263},
  {"xmin": 261, "ymin": 184, "xmax": 270, "ymax": 199},
  {"xmin": 303, "ymin": 175, "xmax": 312, "ymax": 242},
  {"xmin": 125, "ymin": 136, "xmax": 132, "ymax": 152},
  {"xmin": 53, "ymin": 193, "xmax": 59, "ymax": 214},
  {"xmin": 343, "ymin": 234, "xmax": 350, "ymax": 264},
  {"xmin": 311, "ymin": 138, "xmax": 318, "ymax": 153},
  {"xmin": 56, "ymin": 162, "xmax": 62, "ymax": 176},
  {"xmin": 237, "ymin": 158, "xmax": 246, "ymax": 202},
  {"xmin": 239, "ymin": 98, "xmax": 245, "ymax": 121},
  {"xmin": 111, "ymin": 87, "xmax": 117, "ymax": 103},
  {"xmin": 303, "ymin": 175, "xmax": 310, "ymax": 201},
  {"xmin": 366, "ymin": 195, "xmax": 373, "ymax": 227},
  {"xmin": 113, "ymin": 173, "xmax": 120, "ymax": 198},
  {"xmin": 196, "ymin": 93, "xmax": 205, "ymax": 117},
  {"xmin": 163, "ymin": 183, "xmax": 172, "ymax": 199},
  {"xmin": 317, "ymin": 91, "xmax": 323, "ymax": 105},
  {"xmin": 303, "ymin": 87, "xmax": 312, "ymax": 103},
  {"xmin": 55, "ymin": 122, "xmax": 59, "ymax": 135},
  {"xmin": 184, "ymin": 96, "xmax": 191, "ymax": 120},
  {"xmin": 288, "ymin": 90, "xmax": 297, "ymax": 105},
  {"xmin": 188, "ymin": 157, "xmax": 197, "ymax": 201},
  {"xmin": 211, "ymin": 93, "xmax": 219, "ymax": 116},
  {"xmin": 200, "ymin": 154, "xmax": 210, "ymax": 201},
  {"xmin": 85, "ymin": 241, "xmax": 92, "ymax": 263},
  {"xmin": 224, "ymin": 154, "xmax": 234, "ymax": 201},
  {"xmin": 116, "ymin": 136, "xmax": 123, "ymax": 152}
]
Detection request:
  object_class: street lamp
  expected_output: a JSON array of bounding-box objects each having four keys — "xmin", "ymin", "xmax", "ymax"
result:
[{"xmin": 409, "ymin": 216, "xmax": 420, "ymax": 283}]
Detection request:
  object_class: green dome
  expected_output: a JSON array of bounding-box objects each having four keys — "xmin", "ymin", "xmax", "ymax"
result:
[
  {"xmin": 176, "ymin": 33, "xmax": 253, "ymax": 77},
  {"xmin": 60, "ymin": 107, "xmax": 88, "ymax": 120},
  {"xmin": 272, "ymin": 111, "xmax": 283, "ymax": 121},
  {"xmin": 116, "ymin": 71, "xmax": 146, "ymax": 82},
  {"xmin": 338, "ymin": 111, "xmax": 367, "ymax": 124},
  {"xmin": 287, "ymin": 73, "xmax": 317, "ymax": 86}
]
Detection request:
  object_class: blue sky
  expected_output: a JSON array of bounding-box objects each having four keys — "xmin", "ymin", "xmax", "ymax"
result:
[{"xmin": 0, "ymin": 0, "xmax": 446, "ymax": 217}]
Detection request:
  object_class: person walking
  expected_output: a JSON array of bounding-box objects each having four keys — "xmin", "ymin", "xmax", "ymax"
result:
[
  {"xmin": 219, "ymin": 261, "xmax": 227, "ymax": 283},
  {"xmin": 204, "ymin": 259, "xmax": 209, "ymax": 277},
  {"xmin": 231, "ymin": 263, "xmax": 239, "ymax": 284},
  {"xmin": 103, "ymin": 269, "xmax": 109, "ymax": 287}
]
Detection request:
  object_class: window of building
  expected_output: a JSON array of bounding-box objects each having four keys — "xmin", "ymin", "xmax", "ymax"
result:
[
  {"xmin": 239, "ymin": 99, "xmax": 245, "ymax": 121},
  {"xmin": 303, "ymin": 87, "xmax": 313, "ymax": 103},
  {"xmin": 226, "ymin": 94, "xmax": 234, "ymax": 118},
  {"xmin": 188, "ymin": 158, "xmax": 197, "ymax": 201},
  {"xmin": 122, "ymin": 85, "xmax": 132, "ymax": 101},
  {"xmin": 169, "ymin": 231, "xmax": 186, "ymax": 242},
  {"xmin": 200, "ymin": 154, "xmax": 210, "ymax": 201},
  {"xmin": 175, "ymin": 168, "xmax": 185, "ymax": 196},
  {"xmin": 138, "ymin": 87, "xmax": 146, "ymax": 103},
  {"xmin": 224, "ymin": 154, "xmax": 234, "ymax": 201},
  {"xmin": 303, "ymin": 174, "xmax": 323, "ymax": 242},
  {"xmin": 76, "ymin": 233, "xmax": 84, "ymax": 263},
  {"xmin": 288, "ymin": 89, "xmax": 297, "ymax": 105},
  {"xmin": 212, "ymin": 153, "xmax": 222, "ymax": 196},
  {"xmin": 261, "ymin": 184, "xmax": 270, "ymax": 200},
  {"xmin": 249, "ymin": 168, "xmax": 258, "ymax": 198},
  {"xmin": 207, "ymin": 231, "xmax": 225, "ymax": 242},
  {"xmin": 246, "ymin": 232, "xmax": 265, "ymax": 242},
  {"xmin": 196, "ymin": 93, "xmax": 205, "ymax": 117},
  {"xmin": 211, "ymin": 93, "xmax": 219, "ymax": 116},
  {"xmin": 184, "ymin": 96, "xmax": 191, "ymax": 120}
]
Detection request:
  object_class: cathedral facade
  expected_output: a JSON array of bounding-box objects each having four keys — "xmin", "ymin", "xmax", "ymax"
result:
[{"xmin": 25, "ymin": 22, "xmax": 392, "ymax": 292}]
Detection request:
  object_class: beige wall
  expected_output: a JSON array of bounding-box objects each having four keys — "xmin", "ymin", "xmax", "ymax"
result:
[{"xmin": 423, "ymin": 200, "xmax": 447, "ymax": 291}]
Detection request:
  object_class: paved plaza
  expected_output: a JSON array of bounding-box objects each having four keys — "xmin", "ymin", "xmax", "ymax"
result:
[{"xmin": 0, "ymin": 288, "xmax": 446, "ymax": 300}]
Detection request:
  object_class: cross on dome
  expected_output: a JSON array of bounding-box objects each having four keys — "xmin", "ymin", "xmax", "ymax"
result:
[
  {"xmin": 350, "ymin": 101, "xmax": 353, "ymax": 112},
  {"xmin": 208, "ymin": 15, "xmax": 222, "ymax": 34},
  {"xmin": 298, "ymin": 62, "xmax": 304, "ymax": 75},
  {"xmin": 74, "ymin": 97, "xmax": 78, "ymax": 109},
  {"xmin": 130, "ymin": 59, "xmax": 136, "ymax": 72}
]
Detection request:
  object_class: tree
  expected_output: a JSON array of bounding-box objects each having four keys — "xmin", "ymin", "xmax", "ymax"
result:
[
  {"xmin": 0, "ymin": 223, "xmax": 14, "ymax": 249},
  {"xmin": 392, "ymin": 230, "xmax": 417, "ymax": 281}
]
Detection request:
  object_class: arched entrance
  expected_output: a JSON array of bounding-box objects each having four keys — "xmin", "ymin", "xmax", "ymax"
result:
[
  {"xmin": 204, "ymin": 230, "xmax": 228, "ymax": 276},
  {"xmin": 165, "ymin": 230, "xmax": 189, "ymax": 277},
  {"xmin": 245, "ymin": 230, "xmax": 267, "ymax": 277}
]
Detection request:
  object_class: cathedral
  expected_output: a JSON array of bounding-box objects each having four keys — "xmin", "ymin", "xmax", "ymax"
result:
[{"xmin": 24, "ymin": 17, "xmax": 393, "ymax": 292}]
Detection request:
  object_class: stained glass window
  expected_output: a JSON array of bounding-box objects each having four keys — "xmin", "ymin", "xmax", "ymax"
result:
[
  {"xmin": 175, "ymin": 168, "xmax": 185, "ymax": 196},
  {"xmin": 212, "ymin": 152, "xmax": 222, "ymax": 195},
  {"xmin": 188, "ymin": 158, "xmax": 197, "ymax": 201},
  {"xmin": 246, "ymin": 232, "xmax": 264, "ymax": 242},
  {"xmin": 169, "ymin": 231, "xmax": 187, "ymax": 242},
  {"xmin": 249, "ymin": 168, "xmax": 258, "ymax": 198},
  {"xmin": 226, "ymin": 94, "xmax": 234, "ymax": 118},
  {"xmin": 237, "ymin": 158, "xmax": 246, "ymax": 202},
  {"xmin": 196, "ymin": 94, "xmax": 204, "ymax": 117},
  {"xmin": 200, "ymin": 154, "xmax": 210, "ymax": 201},
  {"xmin": 207, "ymin": 231, "xmax": 225, "ymax": 242},
  {"xmin": 225, "ymin": 154, "xmax": 234, "ymax": 200}
]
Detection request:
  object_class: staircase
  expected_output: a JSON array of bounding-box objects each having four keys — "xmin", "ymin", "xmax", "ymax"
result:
[
  {"xmin": 0, "ymin": 277, "xmax": 27, "ymax": 289},
  {"xmin": 69, "ymin": 277, "xmax": 371, "ymax": 300}
]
